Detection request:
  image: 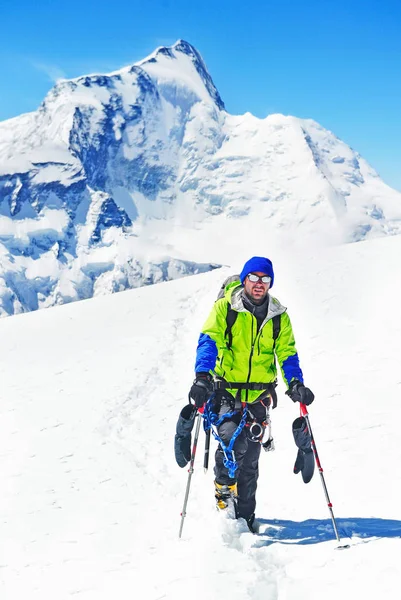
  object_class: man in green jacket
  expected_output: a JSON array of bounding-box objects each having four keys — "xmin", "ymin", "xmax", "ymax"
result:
[{"xmin": 189, "ymin": 256, "xmax": 314, "ymax": 532}]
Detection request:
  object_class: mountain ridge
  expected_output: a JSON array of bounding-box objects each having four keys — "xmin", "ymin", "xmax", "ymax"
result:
[{"xmin": 0, "ymin": 40, "xmax": 400, "ymax": 317}]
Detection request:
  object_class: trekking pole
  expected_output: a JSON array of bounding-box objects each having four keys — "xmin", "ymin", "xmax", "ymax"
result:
[
  {"xmin": 179, "ymin": 411, "xmax": 202, "ymax": 539},
  {"xmin": 204, "ymin": 428, "xmax": 211, "ymax": 472},
  {"xmin": 300, "ymin": 403, "xmax": 350, "ymax": 550}
]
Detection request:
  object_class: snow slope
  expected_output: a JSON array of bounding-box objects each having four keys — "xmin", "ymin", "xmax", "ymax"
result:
[
  {"xmin": 1, "ymin": 232, "xmax": 400, "ymax": 599},
  {"xmin": 1, "ymin": 40, "xmax": 401, "ymax": 316}
]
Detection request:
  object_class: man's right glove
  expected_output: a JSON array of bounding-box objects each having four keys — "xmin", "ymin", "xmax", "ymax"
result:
[
  {"xmin": 189, "ymin": 372, "xmax": 214, "ymax": 409},
  {"xmin": 286, "ymin": 379, "xmax": 315, "ymax": 405}
]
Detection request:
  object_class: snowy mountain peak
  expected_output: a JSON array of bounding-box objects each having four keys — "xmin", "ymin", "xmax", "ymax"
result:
[
  {"xmin": 0, "ymin": 41, "xmax": 401, "ymax": 317},
  {"xmin": 137, "ymin": 39, "xmax": 225, "ymax": 110}
]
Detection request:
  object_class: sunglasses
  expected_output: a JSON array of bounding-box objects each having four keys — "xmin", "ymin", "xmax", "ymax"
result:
[{"xmin": 247, "ymin": 274, "xmax": 271, "ymax": 284}]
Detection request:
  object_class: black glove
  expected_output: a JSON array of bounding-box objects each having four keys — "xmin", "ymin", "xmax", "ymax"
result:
[
  {"xmin": 286, "ymin": 379, "xmax": 315, "ymax": 405},
  {"xmin": 189, "ymin": 372, "xmax": 214, "ymax": 408},
  {"xmin": 174, "ymin": 404, "xmax": 197, "ymax": 467}
]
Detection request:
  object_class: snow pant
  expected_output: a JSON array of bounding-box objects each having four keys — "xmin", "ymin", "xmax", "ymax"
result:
[{"xmin": 213, "ymin": 392, "xmax": 268, "ymax": 519}]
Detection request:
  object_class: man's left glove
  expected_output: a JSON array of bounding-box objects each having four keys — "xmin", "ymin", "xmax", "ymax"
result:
[
  {"xmin": 189, "ymin": 372, "xmax": 214, "ymax": 409},
  {"xmin": 286, "ymin": 379, "xmax": 315, "ymax": 405}
]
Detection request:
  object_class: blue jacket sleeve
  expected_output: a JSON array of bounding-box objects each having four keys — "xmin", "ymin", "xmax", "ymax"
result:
[
  {"xmin": 195, "ymin": 333, "xmax": 218, "ymax": 373},
  {"xmin": 281, "ymin": 353, "xmax": 303, "ymax": 386}
]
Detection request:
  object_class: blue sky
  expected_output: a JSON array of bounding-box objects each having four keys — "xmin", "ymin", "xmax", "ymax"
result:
[{"xmin": 1, "ymin": 0, "xmax": 400, "ymax": 190}]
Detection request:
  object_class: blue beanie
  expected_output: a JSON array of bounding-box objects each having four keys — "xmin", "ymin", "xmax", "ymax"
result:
[{"xmin": 240, "ymin": 256, "xmax": 274, "ymax": 287}]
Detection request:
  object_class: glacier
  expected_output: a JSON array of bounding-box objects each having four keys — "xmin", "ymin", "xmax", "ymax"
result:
[{"xmin": 0, "ymin": 39, "xmax": 400, "ymax": 316}]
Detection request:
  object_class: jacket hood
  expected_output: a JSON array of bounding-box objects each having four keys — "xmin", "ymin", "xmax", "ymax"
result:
[{"xmin": 225, "ymin": 282, "xmax": 287, "ymax": 320}]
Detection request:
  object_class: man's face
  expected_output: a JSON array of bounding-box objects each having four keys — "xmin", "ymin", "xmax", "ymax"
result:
[{"xmin": 243, "ymin": 271, "xmax": 271, "ymax": 303}]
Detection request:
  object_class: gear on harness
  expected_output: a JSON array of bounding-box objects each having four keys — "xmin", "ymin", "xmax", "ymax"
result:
[
  {"xmin": 203, "ymin": 399, "xmax": 248, "ymax": 478},
  {"xmin": 203, "ymin": 391, "xmax": 276, "ymax": 478},
  {"xmin": 245, "ymin": 400, "xmax": 275, "ymax": 451}
]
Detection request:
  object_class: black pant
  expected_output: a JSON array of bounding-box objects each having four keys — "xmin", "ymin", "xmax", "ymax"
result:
[{"xmin": 213, "ymin": 393, "xmax": 267, "ymax": 519}]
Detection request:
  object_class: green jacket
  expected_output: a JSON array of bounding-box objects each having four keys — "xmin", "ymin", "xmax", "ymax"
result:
[{"xmin": 195, "ymin": 282, "xmax": 303, "ymax": 403}]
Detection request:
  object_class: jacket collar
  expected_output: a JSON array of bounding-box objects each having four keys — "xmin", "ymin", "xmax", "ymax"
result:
[{"xmin": 229, "ymin": 285, "xmax": 287, "ymax": 319}]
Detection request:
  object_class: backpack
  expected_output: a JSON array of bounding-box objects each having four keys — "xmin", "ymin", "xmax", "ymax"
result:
[{"xmin": 217, "ymin": 275, "xmax": 281, "ymax": 350}]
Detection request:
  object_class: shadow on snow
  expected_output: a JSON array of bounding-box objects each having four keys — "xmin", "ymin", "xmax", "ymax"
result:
[{"xmin": 256, "ymin": 517, "xmax": 401, "ymax": 546}]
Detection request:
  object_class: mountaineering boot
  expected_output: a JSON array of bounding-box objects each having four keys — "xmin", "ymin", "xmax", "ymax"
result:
[
  {"xmin": 244, "ymin": 513, "xmax": 260, "ymax": 534},
  {"xmin": 214, "ymin": 481, "xmax": 238, "ymax": 510}
]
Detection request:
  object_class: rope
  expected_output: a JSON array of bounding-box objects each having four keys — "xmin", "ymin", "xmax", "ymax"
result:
[{"xmin": 203, "ymin": 398, "xmax": 248, "ymax": 478}]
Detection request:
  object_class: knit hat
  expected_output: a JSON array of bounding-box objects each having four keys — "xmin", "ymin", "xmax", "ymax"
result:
[{"xmin": 239, "ymin": 256, "xmax": 274, "ymax": 287}]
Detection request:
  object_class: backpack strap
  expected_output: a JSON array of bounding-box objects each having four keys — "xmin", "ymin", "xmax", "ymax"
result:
[
  {"xmin": 225, "ymin": 303, "xmax": 238, "ymax": 350},
  {"xmin": 272, "ymin": 314, "xmax": 281, "ymax": 347},
  {"xmin": 271, "ymin": 314, "xmax": 281, "ymax": 407}
]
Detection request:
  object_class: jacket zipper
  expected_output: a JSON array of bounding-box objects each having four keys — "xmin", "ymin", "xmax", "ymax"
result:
[
  {"xmin": 256, "ymin": 315, "xmax": 275, "ymax": 355},
  {"xmin": 246, "ymin": 317, "xmax": 257, "ymax": 402}
]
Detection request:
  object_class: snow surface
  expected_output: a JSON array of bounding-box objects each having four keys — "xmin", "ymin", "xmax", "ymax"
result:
[
  {"xmin": 1, "ymin": 231, "xmax": 401, "ymax": 599},
  {"xmin": 1, "ymin": 40, "xmax": 401, "ymax": 316}
]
